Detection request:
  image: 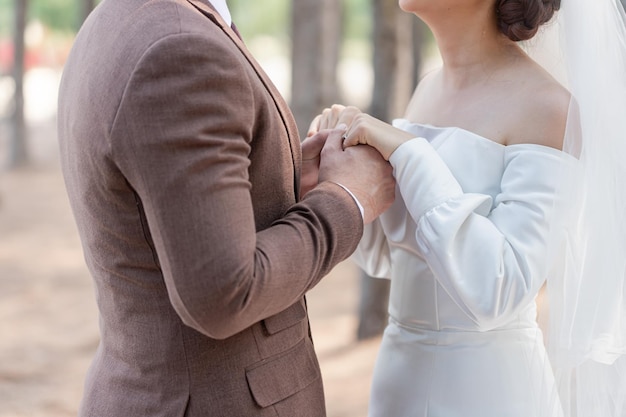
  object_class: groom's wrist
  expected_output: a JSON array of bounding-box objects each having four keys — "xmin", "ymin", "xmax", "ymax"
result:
[{"xmin": 334, "ymin": 182, "xmax": 365, "ymax": 221}]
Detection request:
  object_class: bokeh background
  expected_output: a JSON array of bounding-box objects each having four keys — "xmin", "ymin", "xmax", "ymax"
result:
[{"xmin": 0, "ymin": 0, "xmax": 441, "ymax": 415}]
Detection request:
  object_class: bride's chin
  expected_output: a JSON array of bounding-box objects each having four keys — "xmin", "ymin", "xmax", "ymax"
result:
[
  {"xmin": 398, "ymin": 0, "xmax": 429, "ymax": 15},
  {"xmin": 398, "ymin": 0, "xmax": 415, "ymax": 13}
]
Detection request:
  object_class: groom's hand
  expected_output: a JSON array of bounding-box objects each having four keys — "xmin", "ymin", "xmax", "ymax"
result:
[
  {"xmin": 300, "ymin": 129, "xmax": 333, "ymax": 198},
  {"xmin": 318, "ymin": 129, "xmax": 395, "ymax": 224}
]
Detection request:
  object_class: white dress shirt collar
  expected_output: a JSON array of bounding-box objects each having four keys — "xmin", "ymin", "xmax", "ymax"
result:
[{"xmin": 209, "ymin": 0, "xmax": 232, "ymax": 26}]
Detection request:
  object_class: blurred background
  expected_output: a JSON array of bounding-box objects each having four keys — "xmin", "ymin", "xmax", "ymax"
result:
[{"xmin": 0, "ymin": 0, "xmax": 440, "ymax": 415}]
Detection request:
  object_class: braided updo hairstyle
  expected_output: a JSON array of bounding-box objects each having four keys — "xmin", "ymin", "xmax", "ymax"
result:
[{"xmin": 495, "ymin": 0, "xmax": 561, "ymax": 41}]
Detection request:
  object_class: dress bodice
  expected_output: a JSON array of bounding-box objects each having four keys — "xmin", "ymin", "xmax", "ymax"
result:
[
  {"xmin": 355, "ymin": 120, "xmax": 570, "ymax": 417},
  {"xmin": 353, "ymin": 119, "xmax": 570, "ymax": 333}
]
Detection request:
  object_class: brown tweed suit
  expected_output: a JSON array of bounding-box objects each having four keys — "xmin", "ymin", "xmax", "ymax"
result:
[{"xmin": 57, "ymin": 0, "xmax": 363, "ymax": 415}]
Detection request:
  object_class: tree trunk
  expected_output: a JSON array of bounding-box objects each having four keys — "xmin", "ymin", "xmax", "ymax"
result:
[
  {"xmin": 369, "ymin": 0, "xmax": 419, "ymax": 121},
  {"xmin": 9, "ymin": 0, "xmax": 28, "ymax": 168},
  {"xmin": 357, "ymin": 1, "xmax": 427, "ymax": 341},
  {"xmin": 290, "ymin": 0, "xmax": 343, "ymax": 139}
]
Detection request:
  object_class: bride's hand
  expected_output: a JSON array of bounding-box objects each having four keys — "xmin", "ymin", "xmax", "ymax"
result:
[
  {"xmin": 342, "ymin": 114, "xmax": 415, "ymax": 160},
  {"xmin": 307, "ymin": 104, "xmax": 362, "ymax": 137}
]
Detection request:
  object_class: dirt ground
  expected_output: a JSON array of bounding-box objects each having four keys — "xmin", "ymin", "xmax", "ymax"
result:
[{"xmin": 0, "ymin": 114, "xmax": 380, "ymax": 416}]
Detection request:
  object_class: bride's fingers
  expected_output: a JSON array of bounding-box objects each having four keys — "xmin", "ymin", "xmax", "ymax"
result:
[
  {"xmin": 328, "ymin": 104, "xmax": 346, "ymax": 127},
  {"xmin": 336, "ymin": 106, "xmax": 362, "ymax": 131},
  {"xmin": 310, "ymin": 104, "xmax": 351, "ymax": 137},
  {"xmin": 307, "ymin": 114, "xmax": 323, "ymax": 137},
  {"xmin": 342, "ymin": 130, "xmax": 363, "ymax": 149},
  {"xmin": 322, "ymin": 104, "xmax": 348, "ymax": 130},
  {"xmin": 321, "ymin": 106, "xmax": 338, "ymax": 130},
  {"xmin": 319, "ymin": 108, "xmax": 332, "ymax": 131}
]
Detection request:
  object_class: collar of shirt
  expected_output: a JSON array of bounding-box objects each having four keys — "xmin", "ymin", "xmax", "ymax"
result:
[{"xmin": 209, "ymin": 0, "xmax": 232, "ymax": 26}]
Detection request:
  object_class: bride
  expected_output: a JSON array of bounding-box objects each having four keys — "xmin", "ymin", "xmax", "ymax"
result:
[{"xmin": 308, "ymin": 0, "xmax": 626, "ymax": 416}]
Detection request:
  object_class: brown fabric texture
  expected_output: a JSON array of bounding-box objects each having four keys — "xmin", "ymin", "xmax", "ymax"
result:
[{"xmin": 56, "ymin": 0, "xmax": 363, "ymax": 415}]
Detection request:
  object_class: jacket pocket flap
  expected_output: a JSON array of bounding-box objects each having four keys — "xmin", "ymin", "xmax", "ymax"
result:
[
  {"xmin": 246, "ymin": 339, "xmax": 319, "ymax": 407},
  {"xmin": 262, "ymin": 300, "xmax": 306, "ymax": 335}
]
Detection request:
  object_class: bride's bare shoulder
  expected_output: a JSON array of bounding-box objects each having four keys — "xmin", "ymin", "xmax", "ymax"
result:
[
  {"xmin": 508, "ymin": 64, "xmax": 571, "ymax": 150},
  {"xmin": 405, "ymin": 68, "xmax": 441, "ymax": 117}
]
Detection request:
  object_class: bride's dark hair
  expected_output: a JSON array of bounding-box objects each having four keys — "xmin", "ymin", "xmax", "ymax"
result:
[{"xmin": 495, "ymin": 0, "xmax": 561, "ymax": 41}]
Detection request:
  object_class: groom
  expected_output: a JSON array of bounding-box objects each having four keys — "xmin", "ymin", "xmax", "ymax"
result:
[{"xmin": 57, "ymin": 0, "xmax": 394, "ymax": 416}]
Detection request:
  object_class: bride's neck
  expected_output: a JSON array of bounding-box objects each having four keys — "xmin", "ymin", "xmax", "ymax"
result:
[{"xmin": 417, "ymin": 5, "xmax": 521, "ymax": 89}]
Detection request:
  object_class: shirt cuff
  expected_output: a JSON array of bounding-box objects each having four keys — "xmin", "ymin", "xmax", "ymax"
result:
[{"xmin": 334, "ymin": 182, "xmax": 365, "ymax": 221}]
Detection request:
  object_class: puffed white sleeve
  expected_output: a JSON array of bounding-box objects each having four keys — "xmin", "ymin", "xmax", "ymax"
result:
[
  {"xmin": 389, "ymin": 138, "xmax": 565, "ymax": 330},
  {"xmin": 351, "ymin": 218, "xmax": 392, "ymax": 279}
]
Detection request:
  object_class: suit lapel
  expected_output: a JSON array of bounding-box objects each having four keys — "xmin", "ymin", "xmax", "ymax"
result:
[{"xmin": 184, "ymin": 0, "xmax": 302, "ymax": 200}]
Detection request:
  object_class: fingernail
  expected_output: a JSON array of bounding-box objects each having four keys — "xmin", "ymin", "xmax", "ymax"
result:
[{"xmin": 336, "ymin": 123, "xmax": 347, "ymax": 130}]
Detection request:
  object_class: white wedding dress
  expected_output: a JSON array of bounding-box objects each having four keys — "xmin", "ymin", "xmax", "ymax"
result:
[{"xmin": 352, "ymin": 120, "xmax": 572, "ymax": 417}]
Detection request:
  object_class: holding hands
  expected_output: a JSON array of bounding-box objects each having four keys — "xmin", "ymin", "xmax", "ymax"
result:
[
  {"xmin": 301, "ymin": 103, "xmax": 420, "ymax": 223},
  {"xmin": 308, "ymin": 104, "xmax": 415, "ymax": 160},
  {"xmin": 300, "ymin": 114, "xmax": 397, "ymax": 224}
]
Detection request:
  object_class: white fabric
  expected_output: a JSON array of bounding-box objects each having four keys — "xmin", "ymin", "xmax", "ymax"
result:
[
  {"xmin": 546, "ymin": 0, "xmax": 626, "ymax": 367},
  {"xmin": 335, "ymin": 183, "xmax": 365, "ymax": 221},
  {"xmin": 534, "ymin": 1, "xmax": 626, "ymax": 415},
  {"xmin": 352, "ymin": 121, "xmax": 573, "ymax": 416},
  {"xmin": 208, "ymin": 0, "xmax": 231, "ymax": 26}
]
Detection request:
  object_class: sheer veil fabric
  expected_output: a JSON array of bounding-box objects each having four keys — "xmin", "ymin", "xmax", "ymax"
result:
[{"xmin": 527, "ymin": 0, "xmax": 626, "ymax": 415}]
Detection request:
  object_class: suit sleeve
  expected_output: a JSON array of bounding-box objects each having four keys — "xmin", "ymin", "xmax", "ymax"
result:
[{"xmin": 110, "ymin": 31, "xmax": 363, "ymax": 339}]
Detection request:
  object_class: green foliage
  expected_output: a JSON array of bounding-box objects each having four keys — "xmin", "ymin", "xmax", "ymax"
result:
[
  {"xmin": 30, "ymin": 0, "xmax": 80, "ymax": 32},
  {"xmin": 0, "ymin": 0, "xmax": 373, "ymax": 39},
  {"xmin": 344, "ymin": 0, "xmax": 371, "ymax": 41},
  {"xmin": 228, "ymin": 0, "xmax": 371, "ymax": 41},
  {"xmin": 0, "ymin": 0, "xmax": 81, "ymax": 36},
  {"xmin": 0, "ymin": 0, "xmax": 13, "ymax": 36},
  {"xmin": 228, "ymin": 0, "xmax": 289, "ymax": 39}
]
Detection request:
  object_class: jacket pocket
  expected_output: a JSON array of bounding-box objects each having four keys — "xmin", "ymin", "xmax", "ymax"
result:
[
  {"xmin": 246, "ymin": 338, "xmax": 320, "ymax": 407},
  {"xmin": 262, "ymin": 299, "xmax": 306, "ymax": 335}
]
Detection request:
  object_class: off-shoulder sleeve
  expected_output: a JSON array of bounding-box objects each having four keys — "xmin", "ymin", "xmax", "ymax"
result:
[{"xmin": 389, "ymin": 138, "xmax": 565, "ymax": 330}]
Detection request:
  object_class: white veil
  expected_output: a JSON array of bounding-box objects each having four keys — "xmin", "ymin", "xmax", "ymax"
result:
[{"xmin": 527, "ymin": 0, "xmax": 626, "ymax": 415}]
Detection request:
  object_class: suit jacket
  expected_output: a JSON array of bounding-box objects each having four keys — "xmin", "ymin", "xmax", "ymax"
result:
[{"xmin": 57, "ymin": 0, "xmax": 363, "ymax": 415}]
